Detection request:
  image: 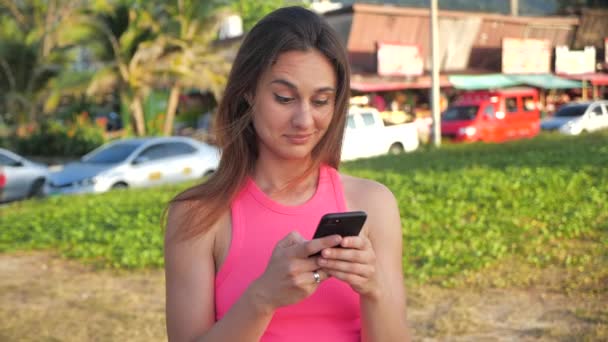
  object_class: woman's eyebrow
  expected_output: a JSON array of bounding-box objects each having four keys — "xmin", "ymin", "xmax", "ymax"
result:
[{"xmin": 270, "ymin": 79, "xmax": 335, "ymax": 93}]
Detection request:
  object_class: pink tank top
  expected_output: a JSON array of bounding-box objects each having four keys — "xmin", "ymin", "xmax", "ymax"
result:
[{"xmin": 215, "ymin": 165, "xmax": 361, "ymax": 341}]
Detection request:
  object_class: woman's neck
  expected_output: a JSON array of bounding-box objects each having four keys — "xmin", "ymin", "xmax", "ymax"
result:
[{"xmin": 252, "ymin": 157, "xmax": 320, "ymax": 204}]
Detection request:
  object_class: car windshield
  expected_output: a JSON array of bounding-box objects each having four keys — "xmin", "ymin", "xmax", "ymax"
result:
[
  {"xmin": 554, "ymin": 104, "xmax": 588, "ymax": 117},
  {"xmin": 443, "ymin": 105, "xmax": 479, "ymax": 121},
  {"xmin": 82, "ymin": 142, "xmax": 141, "ymax": 164}
]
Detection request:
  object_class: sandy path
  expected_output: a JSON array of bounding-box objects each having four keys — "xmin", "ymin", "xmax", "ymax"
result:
[{"xmin": 1, "ymin": 252, "xmax": 605, "ymax": 341}]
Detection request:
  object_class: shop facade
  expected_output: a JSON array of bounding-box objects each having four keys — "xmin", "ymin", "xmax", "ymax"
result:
[{"xmin": 323, "ymin": 4, "xmax": 608, "ymax": 119}]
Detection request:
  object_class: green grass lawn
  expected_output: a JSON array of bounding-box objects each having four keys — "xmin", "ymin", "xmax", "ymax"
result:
[{"xmin": 1, "ymin": 132, "xmax": 607, "ymax": 285}]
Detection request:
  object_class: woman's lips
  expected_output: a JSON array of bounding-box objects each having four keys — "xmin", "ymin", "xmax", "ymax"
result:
[{"xmin": 284, "ymin": 133, "xmax": 313, "ymax": 144}]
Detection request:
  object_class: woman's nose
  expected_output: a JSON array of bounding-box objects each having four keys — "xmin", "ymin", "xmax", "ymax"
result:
[{"xmin": 291, "ymin": 102, "xmax": 314, "ymax": 129}]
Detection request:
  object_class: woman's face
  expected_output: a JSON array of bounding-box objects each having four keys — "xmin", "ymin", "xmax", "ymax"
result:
[{"xmin": 251, "ymin": 49, "xmax": 337, "ymax": 162}]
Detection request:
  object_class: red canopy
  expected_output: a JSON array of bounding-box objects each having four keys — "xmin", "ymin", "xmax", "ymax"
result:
[
  {"xmin": 350, "ymin": 74, "xmax": 452, "ymax": 92},
  {"xmin": 562, "ymin": 73, "xmax": 608, "ymax": 86}
]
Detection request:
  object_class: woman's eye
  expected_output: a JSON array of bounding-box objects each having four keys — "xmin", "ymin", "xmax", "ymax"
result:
[
  {"xmin": 313, "ymin": 98, "xmax": 330, "ymax": 106},
  {"xmin": 274, "ymin": 94, "xmax": 294, "ymax": 104}
]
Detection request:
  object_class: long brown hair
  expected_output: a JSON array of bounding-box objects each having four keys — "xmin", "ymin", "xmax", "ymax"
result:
[{"xmin": 169, "ymin": 6, "xmax": 351, "ymax": 240}]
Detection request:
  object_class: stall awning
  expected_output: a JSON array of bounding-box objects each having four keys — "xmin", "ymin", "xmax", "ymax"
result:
[
  {"xmin": 448, "ymin": 74, "xmax": 519, "ymax": 90},
  {"xmin": 511, "ymin": 74, "xmax": 582, "ymax": 89},
  {"xmin": 448, "ymin": 73, "xmax": 582, "ymax": 90},
  {"xmin": 351, "ymin": 73, "xmax": 589, "ymax": 92},
  {"xmin": 562, "ymin": 73, "xmax": 608, "ymax": 86},
  {"xmin": 350, "ymin": 74, "xmax": 451, "ymax": 92}
]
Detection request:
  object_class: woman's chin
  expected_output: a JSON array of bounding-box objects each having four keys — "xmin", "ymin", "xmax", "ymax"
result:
[{"xmin": 273, "ymin": 148, "xmax": 314, "ymax": 162}]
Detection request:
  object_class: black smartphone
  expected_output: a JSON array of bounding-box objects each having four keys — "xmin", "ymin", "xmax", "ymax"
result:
[{"xmin": 310, "ymin": 211, "xmax": 367, "ymax": 256}]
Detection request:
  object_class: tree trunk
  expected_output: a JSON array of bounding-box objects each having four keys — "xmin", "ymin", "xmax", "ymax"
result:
[
  {"xmin": 163, "ymin": 85, "xmax": 181, "ymax": 136},
  {"xmin": 131, "ymin": 95, "xmax": 146, "ymax": 136}
]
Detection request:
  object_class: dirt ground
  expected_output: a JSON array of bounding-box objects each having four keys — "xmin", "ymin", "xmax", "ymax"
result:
[{"xmin": 1, "ymin": 251, "xmax": 606, "ymax": 341}]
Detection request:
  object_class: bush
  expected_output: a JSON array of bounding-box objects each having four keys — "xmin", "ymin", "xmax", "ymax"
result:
[
  {"xmin": 0, "ymin": 134, "xmax": 14, "ymax": 150},
  {"xmin": 14, "ymin": 113, "xmax": 106, "ymax": 157},
  {"xmin": 0, "ymin": 132, "xmax": 606, "ymax": 283}
]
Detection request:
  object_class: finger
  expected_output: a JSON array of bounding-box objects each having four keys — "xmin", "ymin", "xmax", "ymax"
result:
[
  {"xmin": 278, "ymin": 231, "xmax": 306, "ymax": 248},
  {"xmin": 321, "ymin": 246, "xmax": 373, "ymax": 264},
  {"xmin": 287, "ymin": 257, "xmax": 324, "ymax": 274},
  {"xmin": 325, "ymin": 269, "xmax": 368, "ymax": 286},
  {"xmin": 296, "ymin": 269, "xmax": 329, "ymax": 286},
  {"xmin": 340, "ymin": 236, "xmax": 369, "ymax": 250},
  {"xmin": 318, "ymin": 258, "xmax": 374, "ymax": 278},
  {"xmin": 294, "ymin": 234, "xmax": 342, "ymax": 258}
]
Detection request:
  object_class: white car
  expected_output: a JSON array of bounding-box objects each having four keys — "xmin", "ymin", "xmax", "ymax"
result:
[
  {"xmin": 541, "ymin": 101, "xmax": 608, "ymax": 135},
  {"xmin": 46, "ymin": 136, "xmax": 220, "ymax": 195},
  {"xmin": 0, "ymin": 148, "xmax": 49, "ymax": 202},
  {"xmin": 341, "ymin": 106, "xmax": 419, "ymax": 161}
]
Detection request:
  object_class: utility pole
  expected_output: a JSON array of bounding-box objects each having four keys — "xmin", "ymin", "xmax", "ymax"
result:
[
  {"xmin": 430, "ymin": 0, "xmax": 441, "ymax": 147},
  {"xmin": 511, "ymin": 0, "xmax": 519, "ymax": 16}
]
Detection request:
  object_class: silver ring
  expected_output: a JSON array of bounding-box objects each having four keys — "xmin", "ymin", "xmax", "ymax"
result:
[{"xmin": 312, "ymin": 270, "xmax": 321, "ymax": 284}]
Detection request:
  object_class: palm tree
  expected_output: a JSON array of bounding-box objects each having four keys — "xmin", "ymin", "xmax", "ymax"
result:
[
  {"xmin": 66, "ymin": 0, "xmax": 159, "ymax": 136},
  {"xmin": 0, "ymin": 0, "xmax": 85, "ymax": 124},
  {"xmin": 151, "ymin": 0, "xmax": 232, "ymax": 136},
  {"xmin": 69, "ymin": 0, "xmax": 232, "ymax": 136}
]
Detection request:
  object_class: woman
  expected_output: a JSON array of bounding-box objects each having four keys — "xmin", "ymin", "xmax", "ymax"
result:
[{"xmin": 164, "ymin": 6, "xmax": 409, "ymax": 341}]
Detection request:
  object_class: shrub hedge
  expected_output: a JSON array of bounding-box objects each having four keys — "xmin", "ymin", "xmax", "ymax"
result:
[
  {"xmin": 7, "ymin": 114, "xmax": 106, "ymax": 157},
  {"xmin": 1, "ymin": 132, "xmax": 606, "ymax": 284}
]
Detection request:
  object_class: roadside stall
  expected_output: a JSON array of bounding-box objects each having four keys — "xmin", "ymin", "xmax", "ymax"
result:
[
  {"xmin": 350, "ymin": 74, "xmax": 451, "ymax": 143},
  {"xmin": 563, "ymin": 73, "xmax": 608, "ymax": 100},
  {"xmin": 448, "ymin": 73, "xmax": 583, "ymax": 117}
]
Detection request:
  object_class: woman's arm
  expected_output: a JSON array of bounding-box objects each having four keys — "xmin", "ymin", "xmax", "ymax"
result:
[
  {"xmin": 164, "ymin": 203, "xmax": 273, "ymax": 342},
  {"xmin": 165, "ymin": 202, "xmax": 343, "ymax": 342},
  {"xmin": 320, "ymin": 176, "xmax": 410, "ymax": 342},
  {"xmin": 359, "ymin": 183, "xmax": 410, "ymax": 342}
]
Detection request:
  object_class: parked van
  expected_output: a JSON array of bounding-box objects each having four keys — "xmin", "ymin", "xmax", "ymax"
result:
[{"xmin": 441, "ymin": 87, "xmax": 540, "ymax": 142}]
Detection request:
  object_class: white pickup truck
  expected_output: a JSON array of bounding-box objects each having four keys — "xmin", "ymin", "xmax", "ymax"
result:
[{"xmin": 341, "ymin": 106, "xmax": 419, "ymax": 161}]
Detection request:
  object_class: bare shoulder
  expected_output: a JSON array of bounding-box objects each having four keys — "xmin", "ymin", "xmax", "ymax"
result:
[
  {"xmin": 164, "ymin": 199, "xmax": 219, "ymax": 253},
  {"xmin": 340, "ymin": 173, "xmax": 399, "ymax": 215},
  {"xmin": 339, "ymin": 173, "xmax": 401, "ymax": 240},
  {"xmin": 165, "ymin": 200, "xmax": 193, "ymax": 242}
]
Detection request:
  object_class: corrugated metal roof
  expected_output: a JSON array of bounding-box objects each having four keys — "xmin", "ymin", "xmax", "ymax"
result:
[
  {"xmin": 324, "ymin": 3, "xmax": 579, "ymax": 73},
  {"xmin": 572, "ymin": 8, "xmax": 608, "ymax": 49}
]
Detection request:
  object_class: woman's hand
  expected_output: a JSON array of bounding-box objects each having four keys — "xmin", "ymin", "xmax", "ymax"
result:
[
  {"xmin": 316, "ymin": 235, "xmax": 379, "ymax": 299},
  {"xmin": 249, "ymin": 231, "xmax": 342, "ymax": 312}
]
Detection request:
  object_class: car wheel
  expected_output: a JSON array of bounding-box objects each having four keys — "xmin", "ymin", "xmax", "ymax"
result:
[
  {"xmin": 28, "ymin": 178, "xmax": 46, "ymax": 198},
  {"xmin": 111, "ymin": 182, "xmax": 128, "ymax": 190},
  {"xmin": 388, "ymin": 143, "xmax": 404, "ymax": 155}
]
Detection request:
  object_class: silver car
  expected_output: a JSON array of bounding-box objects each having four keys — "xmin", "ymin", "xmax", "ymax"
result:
[
  {"xmin": 0, "ymin": 148, "xmax": 49, "ymax": 202},
  {"xmin": 46, "ymin": 136, "xmax": 220, "ymax": 195},
  {"xmin": 541, "ymin": 101, "xmax": 608, "ymax": 135}
]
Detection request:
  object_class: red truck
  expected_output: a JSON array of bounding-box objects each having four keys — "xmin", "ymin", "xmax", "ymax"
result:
[{"xmin": 441, "ymin": 87, "xmax": 541, "ymax": 142}]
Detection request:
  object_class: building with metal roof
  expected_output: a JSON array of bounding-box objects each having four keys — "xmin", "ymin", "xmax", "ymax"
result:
[
  {"xmin": 321, "ymin": 3, "xmax": 608, "ymax": 94},
  {"xmin": 324, "ymin": 3, "xmax": 580, "ymax": 74}
]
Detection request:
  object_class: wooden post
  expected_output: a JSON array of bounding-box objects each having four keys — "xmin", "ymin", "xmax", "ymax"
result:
[
  {"xmin": 511, "ymin": 0, "xmax": 518, "ymax": 16},
  {"xmin": 430, "ymin": 0, "xmax": 441, "ymax": 147},
  {"xmin": 539, "ymin": 89, "xmax": 546, "ymax": 117},
  {"xmin": 593, "ymin": 84, "xmax": 598, "ymax": 99},
  {"xmin": 582, "ymin": 80, "xmax": 588, "ymax": 100}
]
